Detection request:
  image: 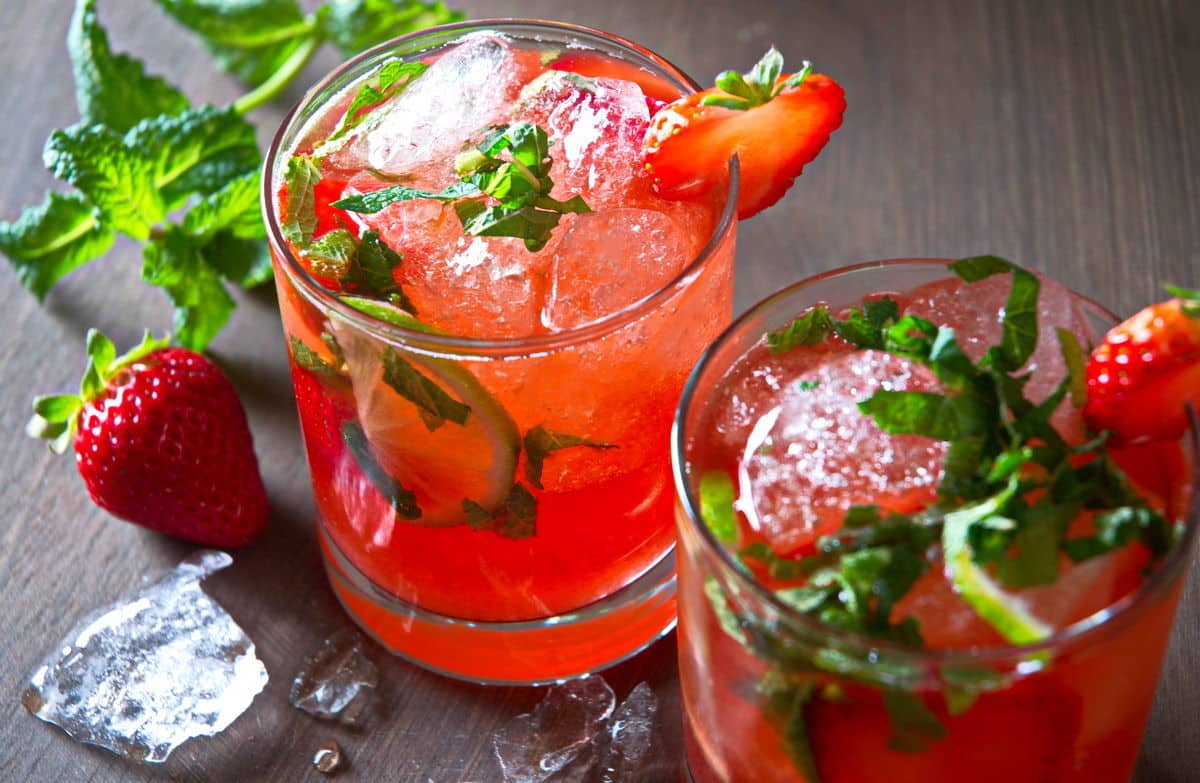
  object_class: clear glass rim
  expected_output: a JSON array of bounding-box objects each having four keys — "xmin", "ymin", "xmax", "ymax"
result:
[
  {"xmin": 261, "ymin": 17, "xmax": 739, "ymax": 358},
  {"xmin": 671, "ymin": 257, "xmax": 1200, "ymax": 666}
]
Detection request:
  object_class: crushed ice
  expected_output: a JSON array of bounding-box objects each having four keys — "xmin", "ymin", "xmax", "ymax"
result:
[
  {"xmin": 21, "ymin": 551, "xmax": 268, "ymax": 763},
  {"xmin": 289, "ymin": 627, "xmax": 379, "ymax": 724},
  {"xmin": 493, "ymin": 677, "xmax": 660, "ymax": 783}
]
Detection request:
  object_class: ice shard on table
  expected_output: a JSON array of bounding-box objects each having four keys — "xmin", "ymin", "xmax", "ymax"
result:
[
  {"xmin": 595, "ymin": 682, "xmax": 659, "ymax": 783},
  {"xmin": 493, "ymin": 676, "xmax": 617, "ymax": 783},
  {"xmin": 289, "ymin": 627, "xmax": 379, "ymax": 724},
  {"xmin": 21, "ymin": 551, "xmax": 268, "ymax": 763}
]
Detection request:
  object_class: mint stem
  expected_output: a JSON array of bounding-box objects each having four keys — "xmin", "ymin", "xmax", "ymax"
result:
[{"xmin": 232, "ymin": 33, "xmax": 322, "ymax": 115}]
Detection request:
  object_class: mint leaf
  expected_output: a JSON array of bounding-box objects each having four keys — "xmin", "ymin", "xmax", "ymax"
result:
[
  {"xmin": 70, "ymin": 0, "xmax": 190, "ymax": 133},
  {"xmin": 882, "ymin": 691, "xmax": 947, "ymax": 753},
  {"xmin": 183, "ymin": 170, "xmax": 264, "ymax": 241},
  {"xmin": 454, "ymin": 201, "xmax": 564, "ymax": 252},
  {"xmin": 768, "ymin": 306, "xmax": 833, "ymax": 353},
  {"xmin": 289, "ymin": 335, "xmax": 338, "ymax": 377},
  {"xmin": 318, "ymin": 0, "xmax": 464, "ymax": 56},
  {"xmin": 704, "ymin": 577, "xmax": 747, "ymax": 645},
  {"xmin": 859, "ymin": 390, "xmax": 989, "ymax": 441},
  {"xmin": 739, "ymin": 542, "xmax": 801, "ymax": 579},
  {"xmin": 128, "ymin": 105, "xmax": 259, "ymax": 209},
  {"xmin": 498, "ymin": 483, "xmax": 537, "ymax": 539},
  {"xmin": 995, "ymin": 501, "xmax": 1073, "ymax": 588},
  {"xmin": 757, "ymin": 673, "xmax": 820, "ymax": 781},
  {"xmin": 698, "ymin": 470, "xmax": 738, "ymax": 544},
  {"xmin": 153, "ymin": 0, "xmax": 314, "ymax": 87},
  {"xmin": 1056, "ymin": 327, "xmax": 1088, "ymax": 408},
  {"xmin": 832, "ymin": 296, "xmax": 900, "ymax": 349},
  {"xmin": 341, "ymin": 419, "xmax": 421, "ymax": 518},
  {"xmin": 523, "ymin": 426, "xmax": 616, "ymax": 489},
  {"xmin": 141, "ymin": 226, "xmax": 235, "ymax": 350},
  {"xmin": 201, "ymin": 232, "xmax": 273, "ymax": 287},
  {"xmin": 949, "ymin": 255, "xmax": 1015, "ymax": 283},
  {"xmin": 305, "ymin": 229, "xmax": 358, "ymax": 278},
  {"xmin": 0, "ymin": 192, "xmax": 115, "ymax": 300},
  {"xmin": 332, "ymin": 181, "xmax": 477, "ymax": 213},
  {"xmin": 322, "ymin": 60, "xmax": 428, "ymax": 146},
  {"xmin": 380, "ymin": 348, "xmax": 470, "ymax": 431},
  {"xmin": 44, "ymin": 124, "xmax": 162, "ymax": 240},
  {"xmin": 283, "ymin": 155, "xmax": 322, "ymax": 246},
  {"xmin": 356, "ymin": 231, "xmax": 412, "ymax": 307}
]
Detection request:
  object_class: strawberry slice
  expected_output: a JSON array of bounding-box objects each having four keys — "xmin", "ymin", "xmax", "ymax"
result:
[
  {"xmin": 643, "ymin": 48, "xmax": 845, "ymax": 219},
  {"xmin": 1084, "ymin": 287, "xmax": 1200, "ymax": 444}
]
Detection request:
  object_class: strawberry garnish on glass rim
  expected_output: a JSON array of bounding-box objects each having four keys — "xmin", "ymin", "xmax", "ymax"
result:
[
  {"xmin": 27, "ymin": 330, "xmax": 269, "ymax": 548},
  {"xmin": 643, "ymin": 47, "xmax": 845, "ymax": 219},
  {"xmin": 1084, "ymin": 285, "xmax": 1200, "ymax": 445}
]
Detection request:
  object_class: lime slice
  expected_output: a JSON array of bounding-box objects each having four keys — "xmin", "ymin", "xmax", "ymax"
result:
[
  {"xmin": 331, "ymin": 302, "xmax": 520, "ymax": 527},
  {"xmin": 942, "ymin": 492, "xmax": 1053, "ymax": 645}
]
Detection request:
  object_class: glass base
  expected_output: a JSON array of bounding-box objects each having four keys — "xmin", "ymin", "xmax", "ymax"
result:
[{"xmin": 318, "ymin": 526, "xmax": 678, "ymax": 685}]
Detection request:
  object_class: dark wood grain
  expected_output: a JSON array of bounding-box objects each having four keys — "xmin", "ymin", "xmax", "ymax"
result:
[{"xmin": 1, "ymin": 1, "xmax": 1197, "ymax": 781}]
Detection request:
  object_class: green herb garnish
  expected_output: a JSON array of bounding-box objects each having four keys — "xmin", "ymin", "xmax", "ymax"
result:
[
  {"xmin": 0, "ymin": 0, "xmax": 462, "ymax": 350},
  {"xmin": 703, "ymin": 47, "xmax": 812, "ymax": 111},
  {"xmin": 333, "ymin": 121, "xmax": 591, "ymax": 251},
  {"xmin": 522, "ymin": 426, "xmax": 616, "ymax": 490}
]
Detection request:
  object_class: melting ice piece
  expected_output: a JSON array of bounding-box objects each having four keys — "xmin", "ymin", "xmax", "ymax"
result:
[
  {"xmin": 21, "ymin": 551, "xmax": 268, "ymax": 763},
  {"xmin": 543, "ymin": 208, "xmax": 695, "ymax": 330},
  {"xmin": 514, "ymin": 71, "xmax": 652, "ymax": 209},
  {"xmin": 595, "ymin": 682, "xmax": 659, "ymax": 783},
  {"xmin": 493, "ymin": 676, "xmax": 616, "ymax": 783},
  {"xmin": 740, "ymin": 350, "xmax": 947, "ymax": 555},
  {"xmin": 289, "ymin": 628, "xmax": 379, "ymax": 724},
  {"xmin": 332, "ymin": 32, "xmax": 533, "ymax": 180}
]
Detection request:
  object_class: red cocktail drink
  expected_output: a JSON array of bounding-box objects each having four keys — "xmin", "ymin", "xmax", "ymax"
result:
[
  {"xmin": 674, "ymin": 259, "xmax": 1196, "ymax": 781},
  {"xmin": 264, "ymin": 20, "xmax": 737, "ymax": 683}
]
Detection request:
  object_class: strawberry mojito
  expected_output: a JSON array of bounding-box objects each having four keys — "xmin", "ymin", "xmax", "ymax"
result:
[
  {"xmin": 673, "ymin": 259, "xmax": 1198, "ymax": 781},
  {"xmin": 262, "ymin": 21, "xmax": 742, "ymax": 683}
]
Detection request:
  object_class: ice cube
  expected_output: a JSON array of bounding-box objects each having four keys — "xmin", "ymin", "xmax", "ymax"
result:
[
  {"xmin": 543, "ymin": 208, "xmax": 698, "ymax": 330},
  {"xmin": 513, "ymin": 71, "xmax": 653, "ymax": 209},
  {"xmin": 331, "ymin": 32, "xmax": 536, "ymax": 180},
  {"xmin": 492, "ymin": 676, "xmax": 617, "ymax": 783},
  {"xmin": 904, "ymin": 270, "xmax": 1096, "ymax": 404},
  {"xmin": 21, "ymin": 551, "xmax": 268, "ymax": 763},
  {"xmin": 740, "ymin": 350, "xmax": 947, "ymax": 554},
  {"xmin": 289, "ymin": 628, "xmax": 379, "ymax": 724},
  {"xmin": 595, "ymin": 682, "xmax": 659, "ymax": 783}
]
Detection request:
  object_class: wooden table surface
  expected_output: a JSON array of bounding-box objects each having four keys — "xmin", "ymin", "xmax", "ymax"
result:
[{"xmin": 2, "ymin": 1, "xmax": 1197, "ymax": 781}]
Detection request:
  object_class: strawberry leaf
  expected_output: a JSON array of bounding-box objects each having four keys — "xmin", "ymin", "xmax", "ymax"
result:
[
  {"xmin": 70, "ymin": 0, "xmax": 190, "ymax": 133},
  {"xmin": 0, "ymin": 192, "xmax": 115, "ymax": 300}
]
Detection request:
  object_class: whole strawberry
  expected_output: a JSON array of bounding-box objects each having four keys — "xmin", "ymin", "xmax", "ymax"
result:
[
  {"xmin": 28, "ymin": 330, "xmax": 269, "ymax": 547},
  {"xmin": 1084, "ymin": 285, "xmax": 1200, "ymax": 444}
]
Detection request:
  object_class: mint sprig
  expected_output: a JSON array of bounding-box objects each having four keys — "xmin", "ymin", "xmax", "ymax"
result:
[
  {"xmin": 333, "ymin": 122, "xmax": 591, "ymax": 251},
  {"xmin": 0, "ymin": 0, "xmax": 462, "ymax": 351}
]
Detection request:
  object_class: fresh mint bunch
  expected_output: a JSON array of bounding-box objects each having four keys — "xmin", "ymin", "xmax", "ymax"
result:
[
  {"xmin": 0, "ymin": 0, "xmax": 461, "ymax": 350},
  {"xmin": 153, "ymin": 0, "xmax": 462, "ymax": 114}
]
